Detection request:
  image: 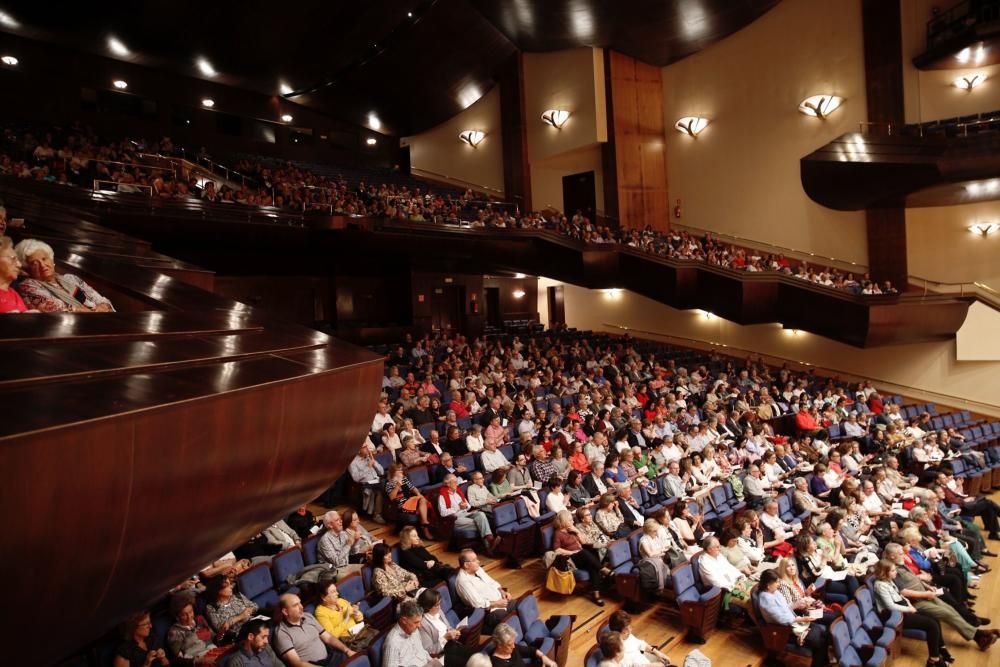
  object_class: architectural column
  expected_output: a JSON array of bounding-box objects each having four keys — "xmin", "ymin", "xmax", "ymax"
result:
[
  {"xmin": 499, "ymin": 53, "xmax": 532, "ymax": 213},
  {"xmin": 862, "ymin": 0, "xmax": 908, "ymax": 289}
]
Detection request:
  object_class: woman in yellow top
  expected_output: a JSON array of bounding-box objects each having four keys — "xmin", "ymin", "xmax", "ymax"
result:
[{"xmin": 314, "ymin": 581, "xmax": 364, "ymax": 638}]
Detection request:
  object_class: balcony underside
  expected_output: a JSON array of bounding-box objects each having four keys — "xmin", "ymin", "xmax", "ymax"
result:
[{"xmin": 801, "ymin": 132, "xmax": 1000, "ymax": 210}]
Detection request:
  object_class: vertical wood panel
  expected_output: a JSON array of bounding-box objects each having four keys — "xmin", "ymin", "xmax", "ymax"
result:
[
  {"xmin": 500, "ymin": 53, "xmax": 532, "ymax": 212},
  {"xmin": 607, "ymin": 50, "xmax": 670, "ymax": 231}
]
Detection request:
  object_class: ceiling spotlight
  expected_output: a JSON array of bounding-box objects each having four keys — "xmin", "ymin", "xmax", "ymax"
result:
[
  {"xmin": 112, "ymin": 79, "xmax": 128, "ymax": 90},
  {"xmin": 107, "ymin": 36, "xmax": 130, "ymax": 57},
  {"xmin": 954, "ymin": 73, "xmax": 987, "ymax": 91},
  {"xmin": 512, "ymin": 289, "xmax": 526, "ymax": 299},
  {"xmin": 0, "ymin": 11, "xmax": 20, "ymax": 29},
  {"xmin": 367, "ymin": 112, "xmax": 382, "ymax": 131},
  {"xmin": 541, "ymin": 109, "xmax": 571, "ymax": 129},
  {"xmin": 408, "ymin": 11, "xmax": 413, "ymax": 17},
  {"xmin": 0, "ymin": 55, "xmax": 17, "ymax": 66},
  {"xmin": 196, "ymin": 57, "xmax": 217, "ymax": 77},
  {"xmin": 674, "ymin": 116, "xmax": 709, "ymax": 137},
  {"xmin": 458, "ymin": 130, "xmax": 486, "ymax": 147},
  {"xmin": 956, "ymin": 44, "xmax": 987, "ymax": 65},
  {"xmin": 201, "ymin": 98, "xmax": 215, "ymax": 108},
  {"xmin": 968, "ymin": 222, "xmax": 999, "ymax": 236},
  {"xmin": 279, "ymin": 81, "xmax": 293, "ymax": 96},
  {"xmin": 281, "ymin": 113, "xmax": 293, "ymax": 123},
  {"xmin": 366, "ymin": 137, "xmax": 377, "ymax": 146},
  {"xmin": 798, "ymin": 94, "xmax": 844, "ymax": 118}
]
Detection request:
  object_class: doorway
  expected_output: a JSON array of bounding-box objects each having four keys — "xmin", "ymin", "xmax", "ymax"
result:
[
  {"xmin": 546, "ymin": 285, "xmax": 565, "ymax": 329},
  {"xmin": 484, "ymin": 287, "xmax": 501, "ymax": 328},
  {"xmin": 430, "ymin": 285, "xmax": 465, "ymax": 332},
  {"xmin": 562, "ymin": 170, "xmax": 597, "ymax": 223}
]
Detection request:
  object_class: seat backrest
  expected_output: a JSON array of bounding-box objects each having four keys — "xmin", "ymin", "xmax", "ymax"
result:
[
  {"xmin": 777, "ymin": 493, "xmax": 791, "ymax": 515},
  {"xmin": 516, "ymin": 593, "xmax": 541, "ymax": 626},
  {"xmin": 628, "ymin": 531, "xmax": 643, "ymax": 558},
  {"xmin": 607, "ymin": 538, "xmax": 632, "ymax": 568},
  {"xmin": 271, "ymin": 547, "xmax": 305, "ymax": 586},
  {"xmin": 238, "ymin": 563, "xmax": 274, "ymax": 600},
  {"xmin": 493, "ymin": 501, "xmax": 519, "ymax": 528},
  {"xmin": 454, "ymin": 453, "xmax": 475, "ymax": 471},
  {"xmin": 672, "ymin": 563, "xmax": 695, "ymax": 593},
  {"xmin": 584, "ymin": 645, "xmax": 604, "ymax": 667},
  {"xmin": 407, "ymin": 465, "xmax": 431, "ymax": 488},
  {"xmin": 855, "ymin": 586, "xmax": 873, "ymax": 615},
  {"xmin": 828, "ymin": 423, "xmax": 841, "ymax": 439},
  {"xmin": 500, "ymin": 444, "xmax": 514, "ymax": 461},
  {"xmin": 368, "ymin": 630, "xmax": 387, "ymax": 667},
  {"xmin": 630, "ymin": 488, "xmax": 643, "ymax": 508},
  {"xmin": 829, "ymin": 618, "xmax": 860, "ymax": 665},
  {"xmin": 337, "ymin": 572, "xmax": 365, "ymax": 604},
  {"xmin": 842, "ymin": 600, "xmax": 864, "ymax": 635},
  {"xmin": 506, "ymin": 613, "xmax": 525, "ymax": 643},
  {"xmin": 301, "ymin": 534, "xmax": 320, "ymax": 566},
  {"xmin": 540, "ymin": 523, "xmax": 555, "ymax": 551}
]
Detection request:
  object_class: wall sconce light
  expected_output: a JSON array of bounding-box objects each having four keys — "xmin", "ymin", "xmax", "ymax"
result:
[
  {"xmin": 954, "ymin": 73, "xmax": 987, "ymax": 91},
  {"xmin": 281, "ymin": 113, "xmax": 293, "ymax": 123},
  {"xmin": 201, "ymin": 98, "xmax": 215, "ymax": 108},
  {"xmin": 541, "ymin": 109, "xmax": 571, "ymax": 129},
  {"xmin": 782, "ymin": 328, "xmax": 802, "ymax": 336},
  {"xmin": 513, "ymin": 289, "xmax": 526, "ymax": 299},
  {"xmin": 112, "ymin": 79, "xmax": 128, "ymax": 90},
  {"xmin": 602, "ymin": 288, "xmax": 623, "ymax": 300},
  {"xmin": 798, "ymin": 94, "xmax": 844, "ymax": 118},
  {"xmin": 674, "ymin": 116, "xmax": 709, "ymax": 137},
  {"xmin": 459, "ymin": 130, "xmax": 486, "ymax": 147},
  {"xmin": 1, "ymin": 55, "xmax": 18, "ymax": 66},
  {"xmin": 694, "ymin": 309, "xmax": 715, "ymax": 320},
  {"xmin": 366, "ymin": 137, "xmax": 377, "ymax": 146},
  {"xmin": 968, "ymin": 222, "xmax": 999, "ymax": 236}
]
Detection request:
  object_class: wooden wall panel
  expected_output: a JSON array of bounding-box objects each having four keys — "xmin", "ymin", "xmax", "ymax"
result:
[{"xmin": 606, "ymin": 50, "xmax": 670, "ymax": 231}]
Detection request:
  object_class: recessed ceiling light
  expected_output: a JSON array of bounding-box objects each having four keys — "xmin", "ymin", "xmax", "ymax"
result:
[
  {"xmin": 113, "ymin": 79, "xmax": 128, "ymax": 89},
  {"xmin": 366, "ymin": 137, "xmax": 377, "ymax": 145},
  {"xmin": 279, "ymin": 81, "xmax": 293, "ymax": 96},
  {"xmin": 367, "ymin": 112, "xmax": 382, "ymax": 131},
  {"xmin": 196, "ymin": 57, "xmax": 217, "ymax": 77},
  {"xmin": 281, "ymin": 114, "xmax": 293, "ymax": 123},
  {"xmin": 1, "ymin": 55, "xmax": 17, "ymax": 66},
  {"xmin": 201, "ymin": 98, "xmax": 215, "ymax": 108},
  {"xmin": 407, "ymin": 11, "xmax": 413, "ymax": 17},
  {"xmin": 107, "ymin": 36, "xmax": 129, "ymax": 57},
  {"xmin": 0, "ymin": 11, "xmax": 20, "ymax": 29}
]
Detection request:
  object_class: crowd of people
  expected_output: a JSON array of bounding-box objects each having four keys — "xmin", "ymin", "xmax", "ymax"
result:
[
  {"xmin": 0, "ymin": 123, "xmax": 896, "ymax": 297},
  {"xmin": 103, "ymin": 329, "xmax": 1000, "ymax": 666}
]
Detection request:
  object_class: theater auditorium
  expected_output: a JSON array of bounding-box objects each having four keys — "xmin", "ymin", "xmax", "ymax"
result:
[{"xmin": 2, "ymin": 1, "xmax": 1000, "ymax": 666}]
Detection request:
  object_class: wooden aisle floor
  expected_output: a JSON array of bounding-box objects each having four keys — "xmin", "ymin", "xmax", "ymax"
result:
[{"xmin": 315, "ymin": 487, "xmax": 1000, "ymax": 667}]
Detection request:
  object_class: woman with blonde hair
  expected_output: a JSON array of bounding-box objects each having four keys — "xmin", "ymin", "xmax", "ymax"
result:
[
  {"xmin": 871, "ymin": 559, "xmax": 947, "ymax": 665},
  {"xmin": 551, "ymin": 510, "xmax": 605, "ymax": 606}
]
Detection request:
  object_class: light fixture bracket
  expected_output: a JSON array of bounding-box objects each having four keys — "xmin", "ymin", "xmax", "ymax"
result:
[
  {"xmin": 541, "ymin": 109, "xmax": 571, "ymax": 129},
  {"xmin": 459, "ymin": 130, "xmax": 485, "ymax": 147}
]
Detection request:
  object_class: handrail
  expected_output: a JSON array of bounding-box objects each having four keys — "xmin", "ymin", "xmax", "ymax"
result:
[
  {"xmin": 912, "ymin": 276, "xmax": 1000, "ymax": 311},
  {"xmin": 668, "ymin": 223, "xmax": 868, "ymax": 274},
  {"xmin": 601, "ymin": 323, "xmax": 1000, "ymax": 415},
  {"xmin": 409, "ymin": 167, "xmax": 505, "ymax": 196},
  {"xmin": 93, "ymin": 180, "xmax": 153, "ymax": 196},
  {"xmin": 92, "ymin": 158, "xmax": 175, "ymax": 176}
]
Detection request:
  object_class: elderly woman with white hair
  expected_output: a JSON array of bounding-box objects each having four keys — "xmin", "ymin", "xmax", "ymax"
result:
[
  {"xmin": 488, "ymin": 622, "xmax": 557, "ymax": 667},
  {"xmin": 14, "ymin": 239, "xmax": 115, "ymax": 312}
]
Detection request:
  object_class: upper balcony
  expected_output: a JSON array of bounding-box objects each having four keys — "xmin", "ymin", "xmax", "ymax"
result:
[{"xmin": 914, "ymin": 0, "xmax": 1000, "ymax": 69}]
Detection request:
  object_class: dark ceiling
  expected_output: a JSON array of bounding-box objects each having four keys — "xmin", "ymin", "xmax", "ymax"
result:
[{"xmin": 0, "ymin": 0, "xmax": 780, "ymax": 136}]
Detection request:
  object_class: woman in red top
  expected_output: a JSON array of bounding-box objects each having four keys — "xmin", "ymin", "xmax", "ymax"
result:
[
  {"xmin": 0, "ymin": 238, "xmax": 28, "ymax": 313},
  {"xmin": 551, "ymin": 510, "xmax": 605, "ymax": 606}
]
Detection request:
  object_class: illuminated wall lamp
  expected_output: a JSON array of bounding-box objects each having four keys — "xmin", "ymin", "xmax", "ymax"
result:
[
  {"xmin": 674, "ymin": 116, "xmax": 709, "ymax": 137},
  {"xmin": 512, "ymin": 289, "xmax": 526, "ymax": 299},
  {"xmin": 602, "ymin": 288, "xmax": 623, "ymax": 300},
  {"xmin": 458, "ymin": 130, "xmax": 485, "ymax": 147},
  {"xmin": 968, "ymin": 222, "xmax": 999, "ymax": 237},
  {"xmin": 541, "ymin": 109, "xmax": 571, "ymax": 129},
  {"xmin": 1, "ymin": 55, "xmax": 17, "ymax": 66},
  {"xmin": 798, "ymin": 95, "xmax": 844, "ymax": 119},
  {"xmin": 201, "ymin": 98, "xmax": 215, "ymax": 108},
  {"xmin": 694, "ymin": 309, "xmax": 715, "ymax": 320},
  {"xmin": 954, "ymin": 73, "xmax": 987, "ymax": 91},
  {"xmin": 281, "ymin": 114, "xmax": 293, "ymax": 123},
  {"xmin": 112, "ymin": 80, "xmax": 128, "ymax": 90}
]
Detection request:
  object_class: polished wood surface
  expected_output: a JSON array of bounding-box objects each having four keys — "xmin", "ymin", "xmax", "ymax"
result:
[
  {"xmin": 1, "ymin": 186, "xmax": 383, "ymax": 663},
  {"xmin": 499, "ymin": 52, "xmax": 533, "ymax": 212},
  {"xmin": 606, "ymin": 50, "xmax": 670, "ymax": 231}
]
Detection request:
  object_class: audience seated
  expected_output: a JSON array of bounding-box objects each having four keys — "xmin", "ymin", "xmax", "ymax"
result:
[
  {"xmin": 314, "ymin": 580, "xmax": 364, "ymax": 640},
  {"xmin": 416, "ymin": 588, "xmax": 475, "ymax": 667},
  {"xmin": 551, "ymin": 509, "xmax": 607, "ymax": 606},
  {"xmin": 13, "ymin": 238, "xmax": 114, "ymax": 312},
  {"xmin": 398, "ymin": 525, "xmax": 456, "ymax": 587},
  {"xmin": 488, "ymin": 622, "xmax": 556, "ymax": 667},
  {"xmin": 317, "ymin": 510, "xmax": 366, "ymax": 580},
  {"xmin": 371, "ymin": 542, "xmax": 420, "ymax": 602},
  {"xmin": 204, "ymin": 575, "xmax": 257, "ymax": 644},
  {"xmin": 228, "ymin": 619, "xmax": 281, "ymax": 667},
  {"xmin": 114, "ymin": 611, "xmax": 169, "ymax": 667},
  {"xmin": 455, "ymin": 549, "xmax": 516, "ymax": 632},
  {"xmin": 272, "ymin": 593, "xmax": 355, "ymax": 665}
]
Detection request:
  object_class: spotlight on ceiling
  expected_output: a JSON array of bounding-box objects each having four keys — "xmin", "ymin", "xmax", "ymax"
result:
[
  {"xmin": 541, "ymin": 109, "xmax": 571, "ymax": 129},
  {"xmin": 0, "ymin": 11, "xmax": 20, "ymax": 29},
  {"xmin": 367, "ymin": 112, "xmax": 382, "ymax": 131},
  {"xmin": 674, "ymin": 116, "xmax": 709, "ymax": 137},
  {"xmin": 798, "ymin": 94, "xmax": 844, "ymax": 119},
  {"xmin": 279, "ymin": 81, "xmax": 293, "ymax": 96},
  {"xmin": 968, "ymin": 222, "xmax": 999, "ymax": 237},
  {"xmin": 281, "ymin": 114, "xmax": 293, "ymax": 123},
  {"xmin": 0, "ymin": 55, "xmax": 17, "ymax": 67},
  {"xmin": 112, "ymin": 79, "xmax": 128, "ymax": 90},
  {"xmin": 366, "ymin": 137, "xmax": 377, "ymax": 146},
  {"xmin": 954, "ymin": 73, "xmax": 987, "ymax": 91},
  {"xmin": 107, "ymin": 36, "xmax": 130, "ymax": 57},
  {"xmin": 196, "ymin": 57, "xmax": 217, "ymax": 77},
  {"xmin": 458, "ymin": 130, "xmax": 486, "ymax": 147},
  {"xmin": 201, "ymin": 98, "xmax": 215, "ymax": 108}
]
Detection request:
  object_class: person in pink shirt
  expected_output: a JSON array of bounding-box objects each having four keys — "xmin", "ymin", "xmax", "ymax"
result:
[{"xmin": 0, "ymin": 237, "xmax": 28, "ymax": 313}]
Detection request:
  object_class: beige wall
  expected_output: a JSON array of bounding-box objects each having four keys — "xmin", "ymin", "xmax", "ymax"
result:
[
  {"xmin": 901, "ymin": 0, "xmax": 1000, "ymax": 124},
  {"xmin": 956, "ymin": 302, "xmax": 1000, "ymax": 361},
  {"xmin": 660, "ymin": 0, "xmax": 868, "ymax": 264},
  {"xmin": 538, "ymin": 277, "xmax": 1000, "ymax": 413},
  {"xmin": 401, "ymin": 86, "xmax": 504, "ymax": 195},
  {"xmin": 524, "ymin": 48, "xmax": 607, "ymax": 214},
  {"xmin": 906, "ymin": 201, "xmax": 1000, "ymax": 287}
]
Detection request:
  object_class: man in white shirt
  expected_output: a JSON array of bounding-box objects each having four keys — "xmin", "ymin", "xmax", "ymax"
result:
[
  {"xmin": 480, "ymin": 438, "xmax": 510, "ymax": 474},
  {"xmin": 606, "ymin": 610, "xmax": 671, "ymax": 666},
  {"xmin": 372, "ymin": 400, "xmax": 394, "ymax": 433},
  {"xmin": 760, "ymin": 500, "xmax": 799, "ymax": 541},
  {"xmin": 454, "ymin": 549, "xmax": 515, "ymax": 631},
  {"xmin": 697, "ymin": 537, "xmax": 746, "ymax": 592},
  {"xmin": 466, "ymin": 471, "xmax": 500, "ymax": 511},
  {"xmin": 383, "ymin": 600, "xmax": 442, "ymax": 667},
  {"xmin": 861, "ymin": 480, "xmax": 891, "ymax": 519},
  {"xmin": 348, "ymin": 443, "xmax": 385, "ymax": 520},
  {"xmin": 663, "ymin": 461, "xmax": 686, "ymax": 499},
  {"xmin": 842, "ymin": 414, "xmax": 867, "ymax": 439}
]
